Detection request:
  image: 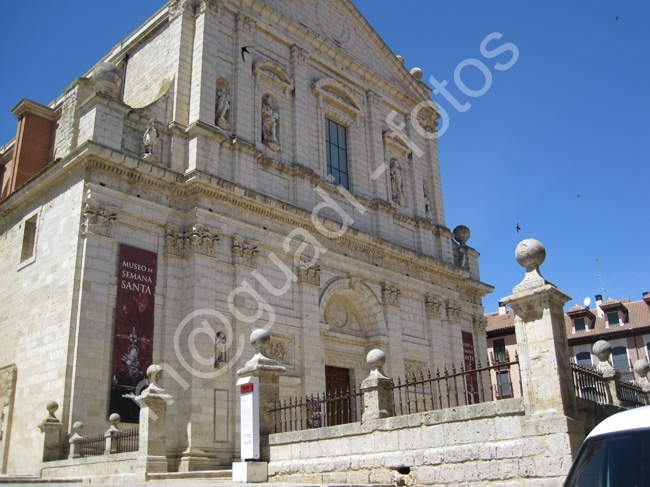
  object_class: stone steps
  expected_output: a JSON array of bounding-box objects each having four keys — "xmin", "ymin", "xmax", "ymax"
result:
[
  {"xmin": 148, "ymin": 470, "xmax": 232, "ymax": 481},
  {"xmin": 0, "ymin": 475, "xmax": 82, "ymax": 484}
]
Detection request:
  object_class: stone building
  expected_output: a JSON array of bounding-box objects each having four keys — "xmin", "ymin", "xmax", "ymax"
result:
[{"xmin": 0, "ymin": 0, "xmax": 492, "ymax": 474}]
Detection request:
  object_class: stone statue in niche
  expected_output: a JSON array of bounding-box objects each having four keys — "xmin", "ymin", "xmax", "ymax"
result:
[
  {"xmin": 390, "ymin": 159, "xmax": 406, "ymax": 207},
  {"xmin": 261, "ymin": 94, "xmax": 280, "ymax": 151},
  {"xmin": 142, "ymin": 120, "xmax": 160, "ymax": 162},
  {"xmin": 214, "ymin": 331, "xmax": 227, "ymax": 367},
  {"xmin": 215, "ymin": 87, "xmax": 230, "ymax": 130},
  {"xmin": 423, "ymin": 180, "xmax": 433, "ymax": 220}
]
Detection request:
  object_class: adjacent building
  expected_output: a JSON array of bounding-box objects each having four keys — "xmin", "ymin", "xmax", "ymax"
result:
[
  {"xmin": 487, "ymin": 293, "xmax": 650, "ymax": 388},
  {"xmin": 0, "ymin": 0, "xmax": 492, "ymax": 474}
]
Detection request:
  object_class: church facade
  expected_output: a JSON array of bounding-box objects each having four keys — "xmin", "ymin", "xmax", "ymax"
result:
[{"xmin": 0, "ymin": 0, "xmax": 492, "ymax": 473}]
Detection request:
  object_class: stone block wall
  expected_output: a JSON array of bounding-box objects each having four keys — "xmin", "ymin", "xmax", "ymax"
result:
[{"xmin": 268, "ymin": 398, "xmax": 575, "ymax": 485}]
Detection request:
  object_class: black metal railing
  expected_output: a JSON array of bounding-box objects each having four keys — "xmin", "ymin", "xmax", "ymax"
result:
[
  {"xmin": 391, "ymin": 353, "xmax": 521, "ymax": 416},
  {"xmin": 113, "ymin": 428, "xmax": 139, "ymax": 453},
  {"xmin": 78, "ymin": 433, "xmax": 106, "ymax": 457},
  {"xmin": 270, "ymin": 387, "xmax": 364, "ymax": 433},
  {"xmin": 570, "ymin": 361, "xmax": 609, "ymax": 405},
  {"xmin": 617, "ymin": 380, "xmax": 649, "ymax": 408}
]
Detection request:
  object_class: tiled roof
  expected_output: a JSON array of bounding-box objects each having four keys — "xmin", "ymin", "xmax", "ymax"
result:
[
  {"xmin": 486, "ymin": 298, "xmax": 650, "ymax": 340},
  {"xmin": 486, "ymin": 309, "xmax": 515, "ymax": 333},
  {"xmin": 565, "ymin": 299, "xmax": 650, "ymax": 341}
]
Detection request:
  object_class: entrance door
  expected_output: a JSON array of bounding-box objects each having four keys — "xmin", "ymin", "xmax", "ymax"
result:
[{"xmin": 325, "ymin": 365, "xmax": 351, "ymax": 426}]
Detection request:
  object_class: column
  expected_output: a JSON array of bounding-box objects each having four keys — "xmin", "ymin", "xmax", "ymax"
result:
[{"xmin": 37, "ymin": 401, "xmax": 64, "ymax": 463}]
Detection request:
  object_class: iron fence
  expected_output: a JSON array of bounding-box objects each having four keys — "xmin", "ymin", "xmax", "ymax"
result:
[
  {"xmin": 617, "ymin": 380, "xmax": 649, "ymax": 408},
  {"xmin": 113, "ymin": 428, "xmax": 139, "ymax": 453},
  {"xmin": 270, "ymin": 388, "xmax": 364, "ymax": 433},
  {"xmin": 570, "ymin": 361, "xmax": 609, "ymax": 405},
  {"xmin": 391, "ymin": 354, "xmax": 521, "ymax": 416},
  {"xmin": 78, "ymin": 433, "xmax": 106, "ymax": 457}
]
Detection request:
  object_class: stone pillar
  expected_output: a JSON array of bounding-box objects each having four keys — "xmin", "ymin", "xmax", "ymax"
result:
[
  {"xmin": 360, "ymin": 350, "xmax": 393, "ymax": 422},
  {"xmin": 104, "ymin": 413, "xmax": 121, "ymax": 455},
  {"xmin": 633, "ymin": 359, "xmax": 650, "ymax": 402},
  {"xmin": 38, "ymin": 401, "xmax": 64, "ymax": 463},
  {"xmin": 68, "ymin": 421, "xmax": 84, "ymax": 460},
  {"xmin": 136, "ymin": 365, "xmax": 172, "ymax": 478},
  {"xmin": 501, "ymin": 239, "xmax": 584, "ymax": 478},
  {"xmin": 234, "ymin": 329, "xmax": 286, "ymax": 482},
  {"xmin": 593, "ymin": 340, "xmax": 622, "ymax": 406}
]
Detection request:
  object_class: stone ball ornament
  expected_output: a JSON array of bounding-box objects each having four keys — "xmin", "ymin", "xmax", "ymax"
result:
[
  {"xmin": 592, "ymin": 340, "xmax": 612, "ymax": 361},
  {"xmin": 410, "ymin": 67, "xmax": 423, "ymax": 80},
  {"xmin": 367, "ymin": 349, "xmax": 386, "ymax": 370},
  {"xmin": 46, "ymin": 400, "xmax": 59, "ymax": 415},
  {"xmin": 92, "ymin": 63, "xmax": 122, "ymax": 97},
  {"xmin": 633, "ymin": 359, "xmax": 649, "ymax": 378},
  {"xmin": 250, "ymin": 328, "xmax": 271, "ymax": 353},
  {"xmin": 72, "ymin": 421, "xmax": 84, "ymax": 433},
  {"xmin": 515, "ymin": 239, "xmax": 546, "ymax": 271},
  {"xmin": 453, "ymin": 225, "xmax": 471, "ymax": 245},
  {"xmin": 108, "ymin": 413, "xmax": 121, "ymax": 426}
]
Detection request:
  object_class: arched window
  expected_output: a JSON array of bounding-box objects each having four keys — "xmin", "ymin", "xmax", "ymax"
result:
[{"xmin": 611, "ymin": 346, "xmax": 630, "ymax": 372}]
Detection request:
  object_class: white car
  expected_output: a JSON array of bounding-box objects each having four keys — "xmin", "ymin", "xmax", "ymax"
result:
[{"xmin": 564, "ymin": 405, "xmax": 650, "ymax": 487}]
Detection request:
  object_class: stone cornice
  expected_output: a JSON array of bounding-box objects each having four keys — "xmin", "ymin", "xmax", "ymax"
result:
[{"xmin": 0, "ymin": 141, "xmax": 482, "ymax": 288}]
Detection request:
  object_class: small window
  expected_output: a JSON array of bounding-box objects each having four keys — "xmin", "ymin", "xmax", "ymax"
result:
[
  {"xmin": 493, "ymin": 338, "xmax": 507, "ymax": 363},
  {"xmin": 325, "ymin": 119, "xmax": 349, "ymax": 189},
  {"xmin": 496, "ymin": 370, "xmax": 512, "ymax": 398},
  {"xmin": 576, "ymin": 351, "xmax": 592, "ymax": 368},
  {"xmin": 611, "ymin": 346, "xmax": 630, "ymax": 372},
  {"xmin": 574, "ymin": 317, "xmax": 586, "ymax": 332},
  {"xmin": 20, "ymin": 215, "xmax": 37, "ymax": 262},
  {"xmin": 607, "ymin": 312, "xmax": 620, "ymax": 327}
]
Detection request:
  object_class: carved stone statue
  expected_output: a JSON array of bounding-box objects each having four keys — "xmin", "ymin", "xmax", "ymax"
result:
[
  {"xmin": 261, "ymin": 94, "xmax": 280, "ymax": 151},
  {"xmin": 142, "ymin": 120, "xmax": 159, "ymax": 161},
  {"xmin": 215, "ymin": 88, "xmax": 230, "ymax": 130},
  {"xmin": 215, "ymin": 331, "xmax": 227, "ymax": 366},
  {"xmin": 390, "ymin": 159, "xmax": 405, "ymax": 207},
  {"xmin": 423, "ymin": 180, "xmax": 433, "ymax": 220}
]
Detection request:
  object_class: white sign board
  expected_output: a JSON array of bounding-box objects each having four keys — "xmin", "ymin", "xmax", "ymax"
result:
[{"xmin": 236, "ymin": 376, "xmax": 260, "ymax": 460}]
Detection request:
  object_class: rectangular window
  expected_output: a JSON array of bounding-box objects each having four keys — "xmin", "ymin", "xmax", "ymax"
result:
[
  {"xmin": 607, "ymin": 312, "xmax": 620, "ymax": 327},
  {"xmin": 574, "ymin": 317, "xmax": 586, "ymax": 332},
  {"xmin": 20, "ymin": 215, "xmax": 37, "ymax": 262},
  {"xmin": 493, "ymin": 338, "xmax": 507, "ymax": 363},
  {"xmin": 612, "ymin": 347, "xmax": 630, "ymax": 372},
  {"xmin": 325, "ymin": 119, "xmax": 349, "ymax": 189},
  {"xmin": 496, "ymin": 371, "xmax": 512, "ymax": 398}
]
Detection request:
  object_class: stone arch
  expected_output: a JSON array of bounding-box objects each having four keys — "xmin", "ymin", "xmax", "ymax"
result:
[
  {"xmin": 319, "ymin": 276, "xmax": 386, "ymax": 338},
  {"xmin": 253, "ymin": 60, "xmax": 295, "ymax": 94},
  {"xmin": 311, "ymin": 78, "xmax": 364, "ymax": 118}
]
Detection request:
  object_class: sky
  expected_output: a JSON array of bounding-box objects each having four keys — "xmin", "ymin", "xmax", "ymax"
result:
[{"xmin": 0, "ymin": 1, "xmax": 648, "ymax": 313}]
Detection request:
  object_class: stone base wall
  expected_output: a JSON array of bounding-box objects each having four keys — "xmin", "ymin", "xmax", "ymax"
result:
[
  {"xmin": 268, "ymin": 399, "xmax": 581, "ymax": 486},
  {"xmin": 40, "ymin": 452, "xmax": 137, "ymax": 481}
]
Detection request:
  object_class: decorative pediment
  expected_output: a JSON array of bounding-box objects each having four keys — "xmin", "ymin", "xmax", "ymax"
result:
[
  {"xmin": 311, "ymin": 78, "xmax": 363, "ymax": 118},
  {"xmin": 253, "ymin": 60, "xmax": 295, "ymax": 93},
  {"xmin": 383, "ymin": 129, "xmax": 412, "ymax": 155}
]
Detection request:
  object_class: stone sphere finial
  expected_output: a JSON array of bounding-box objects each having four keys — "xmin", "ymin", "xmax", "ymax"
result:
[
  {"xmin": 633, "ymin": 359, "xmax": 649, "ymax": 378},
  {"xmin": 46, "ymin": 401, "xmax": 59, "ymax": 416},
  {"xmin": 72, "ymin": 421, "xmax": 84, "ymax": 434},
  {"xmin": 593, "ymin": 340, "xmax": 612, "ymax": 362},
  {"xmin": 108, "ymin": 413, "xmax": 121, "ymax": 427},
  {"xmin": 515, "ymin": 239, "xmax": 546, "ymax": 271},
  {"xmin": 146, "ymin": 364, "xmax": 163, "ymax": 384},
  {"xmin": 410, "ymin": 67, "xmax": 423, "ymax": 80},
  {"xmin": 92, "ymin": 63, "xmax": 122, "ymax": 97},
  {"xmin": 250, "ymin": 328, "xmax": 271, "ymax": 354},
  {"xmin": 396, "ymin": 55, "xmax": 404, "ymax": 65},
  {"xmin": 453, "ymin": 225, "xmax": 471, "ymax": 246},
  {"xmin": 367, "ymin": 349, "xmax": 386, "ymax": 370}
]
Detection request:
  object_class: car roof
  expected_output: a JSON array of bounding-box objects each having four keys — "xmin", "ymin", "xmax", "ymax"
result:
[{"xmin": 587, "ymin": 405, "xmax": 650, "ymax": 439}]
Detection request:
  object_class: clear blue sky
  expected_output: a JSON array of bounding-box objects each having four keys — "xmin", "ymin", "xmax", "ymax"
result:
[{"xmin": 1, "ymin": 1, "xmax": 648, "ymax": 312}]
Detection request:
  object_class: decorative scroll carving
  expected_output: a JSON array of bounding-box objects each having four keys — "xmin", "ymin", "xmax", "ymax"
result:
[
  {"xmin": 82, "ymin": 199, "xmax": 118, "ymax": 238},
  {"xmin": 425, "ymin": 295, "xmax": 443, "ymax": 318},
  {"xmin": 231, "ymin": 237, "xmax": 259, "ymax": 267},
  {"xmin": 297, "ymin": 259, "xmax": 321, "ymax": 286},
  {"xmin": 382, "ymin": 282, "xmax": 401, "ymax": 307},
  {"xmin": 164, "ymin": 224, "xmax": 221, "ymax": 257},
  {"xmin": 446, "ymin": 303, "xmax": 462, "ymax": 321}
]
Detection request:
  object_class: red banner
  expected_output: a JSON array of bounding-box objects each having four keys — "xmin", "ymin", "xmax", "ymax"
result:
[
  {"xmin": 109, "ymin": 244, "xmax": 157, "ymax": 422},
  {"xmin": 462, "ymin": 331, "xmax": 479, "ymax": 404}
]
